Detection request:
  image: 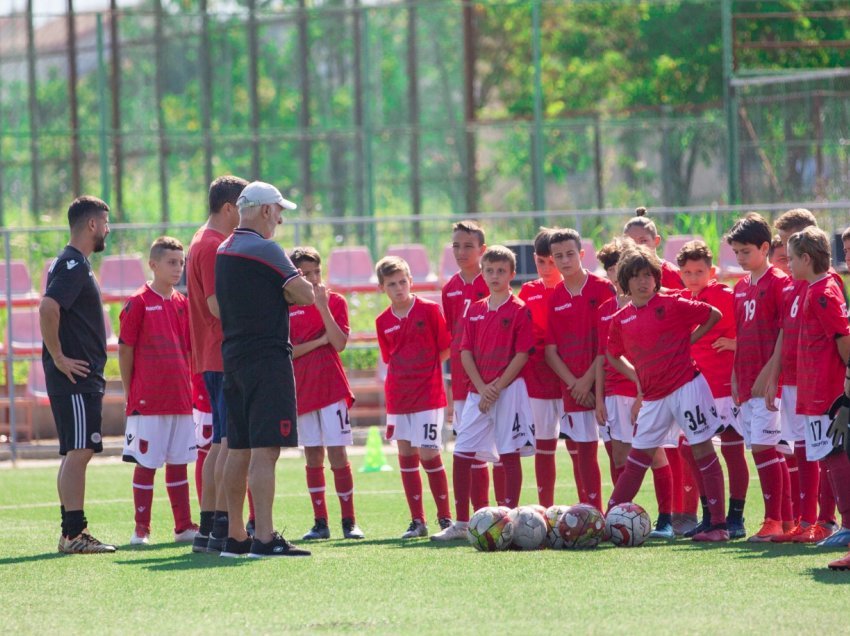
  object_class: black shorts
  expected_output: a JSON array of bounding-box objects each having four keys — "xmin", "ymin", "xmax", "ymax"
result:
[
  {"xmin": 49, "ymin": 392, "xmax": 104, "ymax": 456},
  {"xmin": 223, "ymin": 356, "xmax": 298, "ymax": 450}
]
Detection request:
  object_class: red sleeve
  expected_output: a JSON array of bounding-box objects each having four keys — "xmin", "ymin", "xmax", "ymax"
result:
[
  {"xmin": 118, "ymin": 295, "xmax": 144, "ymax": 347},
  {"xmin": 433, "ymin": 304, "xmax": 452, "ymax": 351},
  {"xmin": 674, "ymin": 296, "xmax": 712, "ymax": 327},
  {"xmin": 597, "ymin": 310, "xmax": 611, "ymax": 354},
  {"xmin": 376, "ymin": 315, "xmax": 390, "ymax": 364},
  {"xmin": 518, "ymin": 284, "xmax": 530, "ymax": 303},
  {"xmin": 607, "ymin": 317, "xmax": 625, "ymax": 359},
  {"xmin": 813, "ymin": 287, "xmax": 850, "ymax": 340},
  {"xmin": 441, "ymin": 286, "xmax": 453, "ymax": 327},
  {"xmin": 330, "ymin": 294, "xmax": 351, "ymax": 336},
  {"xmin": 514, "ymin": 306, "xmax": 535, "ymax": 354},
  {"xmin": 460, "ymin": 313, "xmax": 474, "ymax": 352},
  {"xmin": 198, "ymin": 241, "xmax": 217, "ymax": 299},
  {"xmin": 545, "ymin": 299, "xmax": 558, "ymax": 346}
]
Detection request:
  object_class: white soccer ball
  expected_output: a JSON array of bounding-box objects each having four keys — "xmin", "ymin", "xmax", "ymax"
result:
[
  {"xmin": 605, "ymin": 502, "xmax": 652, "ymax": 547},
  {"xmin": 509, "ymin": 506, "xmax": 548, "ymax": 551},
  {"xmin": 544, "ymin": 505, "xmax": 570, "ymax": 549},
  {"xmin": 467, "ymin": 507, "xmax": 514, "ymax": 552}
]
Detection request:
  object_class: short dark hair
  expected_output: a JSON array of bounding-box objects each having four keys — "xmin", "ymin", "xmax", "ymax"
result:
[
  {"xmin": 150, "ymin": 236, "xmax": 184, "ymax": 261},
  {"xmin": 452, "ymin": 220, "xmax": 485, "ymax": 246},
  {"xmin": 68, "ymin": 195, "xmax": 108, "ymax": 230},
  {"xmin": 768, "ymin": 235, "xmax": 784, "ymax": 258},
  {"xmin": 533, "ymin": 228, "xmax": 554, "ymax": 256},
  {"xmin": 841, "ymin": 226, "xmax": 850, "ymax": 243},
  {"xmin": 617, "ymin": 245, "xmax": 662, "ymax": 295},
  {"xmin": 549, "ymin": 228, "xmax": 582, "ymax": 251},
  {"xmin": 623, "ymin": 206, "xmax": 658, "ymax": 239},
  {"xmin": 209, "ymin": 175, "xmax": 248, "ymax": 215},
  {"xmin": 725, "ymin": 212, "xmax": 771, "ymax": 248},
  {"xmin": 788, "ymin": 227, "xmax": 831, "ymax": 275},
  {"xmin": 676, "ymin": 240, "xmax": 713, "ymax": 267},
  {"xmin": 289, "ymin": 246, "xmax": 322, "ymax": 268},
  {"xmin": 481, "ymin": 245, "xmax": 516, "ymax": 272},
  {"xmin": 596, "ymin": 237, "xmax": 632, "ymax": 271},
  {"xmin": 775, "ymin": 208, "xmax": 817, "ymax": 234}
]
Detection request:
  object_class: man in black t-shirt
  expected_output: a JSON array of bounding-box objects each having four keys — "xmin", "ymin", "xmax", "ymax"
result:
[{"xmin": 40, "ymin": 195, "xmax": 116, "ymax": 554}]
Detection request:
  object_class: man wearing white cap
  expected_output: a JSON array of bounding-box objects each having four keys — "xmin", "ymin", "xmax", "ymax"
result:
[{"xmin": 214, "ymin": 181, "xmax": 316, "ymax": 557}]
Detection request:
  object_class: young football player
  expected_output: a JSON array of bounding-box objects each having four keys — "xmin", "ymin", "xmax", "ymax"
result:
[
  {"xmin": 623, "ymin": 207, "xmax": 685, "ymax": 290},
  {"xmin": 121, "ymin": 237, "xmax": 197, "ymax": 545},
  {"xmin": 289, "ymin": 247, "xmax": 364, "ymax": 541},
  {"xmin": 518, "ymin": 228, "xmax": 564, "ymax": 507},
  {"xmin": 769, "ymin": 236, "xmax": 790, "ymax": 275},
  {"xmin": 441, "ymin": 221, "xmax": 497, "ymax": 507},
  {"xmin": 376, "ymin": 256, "xmax": 453, "ymax": 539},
  {"xmin": 432, "ymin": 246, "xmax": 534, "ymax": 540},
  {"xmin": 606, "ymin": 245, "xmax": 728, "ymax": 542},
  {"xmin": 544, "ymin": 228, "xmax": 615, "ymax": 509},
  {"xmin": 784, "ymin": 228, "xmax": 850, "ymax": 570}
]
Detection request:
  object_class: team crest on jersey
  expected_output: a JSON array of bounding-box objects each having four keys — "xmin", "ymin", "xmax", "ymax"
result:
[
  {"xmin": 818, "ymin": 295, "xmax": 828, "ymax": 308},
  {"xmin": 759, "ymin": 290, "xmax": 766, "ymax": 298},
  {"xmin": 589, "ymin": 299, "xmax": 597, "ymax": 308},
  {"xmin": 416, "ymin": 320, "xmax": 425, "ymax": 328},
  {"xmin": 477, "ymin": 292, "xmax": 486, "ymax": 298},
  {"xmin": 139, "ymin": 439, "xmax": 148, "ymax": 454},
  {"xmin": 501, "ymin": 318, "xmax": 511, "ymax": 328},
  {"xmin": 654, "ymin": 306, "xmax": 666, "ymax": 320},
  {"xmin": 280, "ymin": 419, "xmax": 292, "ymax": 437}
]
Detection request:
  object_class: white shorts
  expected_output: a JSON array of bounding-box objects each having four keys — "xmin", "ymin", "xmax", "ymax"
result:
[
  {"xmin": 452, "ymin": 400, "xmax": 466, "ymax": 433},
  {"xmin": 123, "ymin": 414, "xmax": 197, "ymax": 469},
  {"xmin": 805, "ymin": 415, "xmax": 834, "ymax": 462},
  {"xmin": 632, "ymin": 375, "xmax": 720, "ymax": 450},
  {"xmin": 192, "ymin": 408, "xmax": 213, "ymax": 448},
  {"xmin": 779, "ymin": 386, "xmax": 805, "ymax": 443},
  {"xmin": 455, "ymin": 379, "xmax": 534, "ymax": 462},
  {"xmin": 603, "ymin": 395, "xmax": 635, "ymax": 444},
  {"xmin": 530, "ymin": 398, "xmax": 562, "ymax": 440},
  {"xmin": 560, "ymin": 410, "xmax": 599, "ymax": 443},
  {"xmin": 714, "ymin": 396, "xmax": 744, "ymax": 439},
  {"xmin": 298, "ymin": 400, "xmax": 354, "ymax": 448},
  {"xmin": 387, "ymin": 408, "xmax": 445, "ymax": 451},
  {"xmin": 740, "ymin": 397, "xmax": 782, "ymax": 447}
]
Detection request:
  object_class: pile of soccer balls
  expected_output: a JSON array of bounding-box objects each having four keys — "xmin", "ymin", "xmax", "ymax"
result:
[{"xmin": 467, "ymin": 502, "xmax": 652, "ymax": 552}]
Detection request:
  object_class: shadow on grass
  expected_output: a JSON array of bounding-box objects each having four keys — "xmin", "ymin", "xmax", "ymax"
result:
[
  {"xmin": 805, "ymin": 566, "xmax": 850, "ymax": 584},
  {"xmin": 0, "ymin": 552, "xmax": 69, "ymax": 566},
  {"xmin": 114, "ymin": 553, "xmax": 251, "ymax": 571},
  {"xmin": 667, "ymin": 539, "xmax": 822, "ymax": 559}
]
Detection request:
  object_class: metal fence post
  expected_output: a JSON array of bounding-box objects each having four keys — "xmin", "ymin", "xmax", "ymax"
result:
[
  {"xmin": 96, "ymin": 14, "xmax": 111, "ymax": 205},
  {"xmin": 5, "ymin": 232, "xmax": 17, "ymax": 463},
  {"xmin": 361, "ymin": 8, "xmax": 376, "ymax": 256},
  {"xmin": 722, "ymin": 0, "xmax": 739, "ymax": 204},
  {"xmin": 531, "ymin": 0, "xmax": 545, "ymax": 224}
]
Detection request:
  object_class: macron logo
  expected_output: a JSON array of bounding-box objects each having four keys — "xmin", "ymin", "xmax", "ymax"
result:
[
  {"xmin": 146, "ymin": 305, "xmax": 163, "ymax": 312},
  {"xmin": 601, "ymin": 314, "xmax": 613, "ymax": 323},
  {"xmin": 526, "ymin": 294, "xmax": 543, "ymax": 301},
  {"xmin": 384, "ymin": 325, "xmax": 401, "ymax": 335},
  {"xmin": 66, "ymin": 260, "xmax": 78, "ymax": 270},
  {"xmin": 290, "ymin": 310, "xmax": 305, "ymax": 317},
  {"xmin": 554, "ymin": 302, "xmax": 572, "ymax": 311},
  {"xmin": 469, "ymin": 314, "xmax": 485, "ymax": 322},
  {"xmin": 735, "ymin": 292, "xmax": 746, "ymax": 298},
  {"xmin": 446, "ymin": 291, "xmax": 462, "ymax": 298},
  {"xmin": 620, "ymin": 315, "xmax": 636, "ymax": 324}
]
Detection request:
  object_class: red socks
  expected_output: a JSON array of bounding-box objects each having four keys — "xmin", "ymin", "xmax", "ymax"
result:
[
  {"xmin": 753, "ymin": 448, "xmax": 783, "ymax": 520},
  {"xmin": 695, "ymin": 452, "xmax": 727, "ymax": 524},
  {"xmin": 165, "ymin": 463, "xmax": 194, "ymax": 533},
  {"xmin": 306, "ymin": 465, "xmax": 328, "ymax": 520},
  {"xmin": 793, "ymin": 443, "xmax": 819, "ymax": 525},
  {"xmin": 535, "ymin": 438, "xmax": 558, "ymax": 507},
  {"xmin": 470, "ymin": 459, "xmax": 490, "ymax": 510},
  {"xmin": 823, "ymin": 452, "xmax": 850, "ymax": 528},
  {"xmin": 399, "ymin": 454, "xmax": 425, "ymax": 523},
  {"xmin": 651, "ymin": 463, "xmax": 673, "ymax": 515},
  {"xmin": 819, "ymin": 466, "xmax": 837, "ymax": 524},
  {"xmin": 603, "ymin": 440, "xmax": 616, "ymax": 485},
  {"xmin": 493, "ymin": 462, "xmax": 507, "ymax": 507},
  {"xmin": 678, "ymin": 441, "xmax": 700, "ymax": 515},
  {"xmin": 453, "ymin": 452, "xmax": 476, "ymax": 522},
  {"xmin": 608, "ymin": 449, "xmax": 652, "ymax": 509},
  {"xmin": 565, "ymin": 439, "xmax": 585, "ymax": 501},
  {"xmin": 575, "ymin": 442, "xmax": 602, "ymax": 507},
  {"xmin": 132, "ymin": 465, "xmax": 156, "ymax": 530},
  {"xmin": 719, "ymin": 428, "xmax": 749, "ymax": 501},
  {"xmin": 332, "ymin": 463, "xmax": 356, "ymax": 521},
  {"xmin": 194, "ymin": 443, "xmax": 209, "ymax": 504},
  {"xmin": 778, "ymin": 456, "xmax": 794, "ymax": 524},
  {"xmin": 421, "ymin": 455, "xmax": 452, "ymax": 520},
  {"xmin": 784, "ymin": 453, "xmax": 800, "ymax": 520},
  {"xmin": 500, "ymin": 452, "xmax": 522, "ymax": 508},
  {"xmin": 665, "ymin": 446, "xmax": 683, "ymax": 514}
]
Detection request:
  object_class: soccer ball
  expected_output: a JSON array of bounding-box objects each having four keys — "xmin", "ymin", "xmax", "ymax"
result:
[
  {"xmin": 605, "ymin": 502, "xmax": 652, "ymax": 547},
  {"xmin": 544, "ymin": 505, "xmax": 570, "ymax": 549},
  {"xmin": 557, "ymin": 504, "xmax": 606, "ymax": 549},
  {"xmin": 467, "ymin": 507, "xmax": 514, "ymax": 552},
  {"xmin": 509, "ymin": 506, "xmax": 548, "ymax": 551}
]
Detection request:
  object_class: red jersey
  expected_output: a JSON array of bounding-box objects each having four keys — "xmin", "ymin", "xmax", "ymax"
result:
[
  {"xmin": 545, "ymin": 273, "xmax": 616, "ymax": 412},
  {"xmin": 377, "ymin": 296, "xmax": 451, "ymax": 415},
  {"xmin": 733, "ymin": 266, "xmax": 787, "ymax": 402},
  {"xmin": 597, "ymin": 296, "xmax": 638, "ymax": 398},
  {"xmin": 290, "ymin": 292, "xmax": 355, "ymax": 416},
  {"xmin": 119, "ymin": 284, "xmax": 192, "ymax": 416},
  {"xmin": 519, "ymin": 279, "xmax": 562, "ymax": 399},
  {"xmin": 192, "ymin": 373, "xmax": 210, "ymax": 413},
  {"xmin": 608, "ymin": 292, "xmax": 711, "ymax": 401},
  {"xmin": 461, "ymin": 294, "xmax": 534, "ymax": 392},
  {"xmin": 681, "ymin": 280, "xmax": 736, "ymax": 399},
  {"xmin": 661, "ymin": 259, "xmax": 685, "ymax": 290},
  {"xmin": 442, "ymin": 272, "xmax": 489, "ymax": 401},
  {"xmin": 796, "ymin": 276, "xmax": 850, "ymax": 415},
  {"xmin": 187, "ymin": 226, "xmax": 225, "ymax": 373}
]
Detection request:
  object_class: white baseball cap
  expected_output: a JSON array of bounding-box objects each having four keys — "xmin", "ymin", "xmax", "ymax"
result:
[{"xmin": 236, "ymin": 181, "xmax": 297, "ymax": 211}]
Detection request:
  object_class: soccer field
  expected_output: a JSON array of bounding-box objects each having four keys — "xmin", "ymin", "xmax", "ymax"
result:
[{"xmin": 0, "ymin": 451, "xmax": 846, "ymax": 635}]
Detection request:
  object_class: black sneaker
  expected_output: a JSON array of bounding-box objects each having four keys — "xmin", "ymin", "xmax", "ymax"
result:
[
  {"xmin": 683, "ymin": 519, "xmax": 711, "ymax": 539},
  {"xmin": 302, "ymin": 518, "xmax": 330, "ymax": 541},
  {"xmin": 248, "ymin": 532, "xmax": 311, "ymax": 558},
  {"xmin": 191, "ymin": 532, "xmax": 210, "ymax": 554},
  {"xmin": 245, "ymin": 519, "xmax": 256, "ymax": 538},
  {"xmin": 727, "ymin": 517, "xmax": 746, "ymax": 540},
  {"xmin": 207, "ymin": 533, "xmax": 226, "ymax": 554},
  {"xmin": 438, "ymin": 517, "xmax": 453, "ymax": 531},
  {"xmin": 220, "ymin": 536, "xmax": 253, "ymax": 558},
  {"xmin": 342, "ymin": 518, "xmax": 365, "ymax": 539}
]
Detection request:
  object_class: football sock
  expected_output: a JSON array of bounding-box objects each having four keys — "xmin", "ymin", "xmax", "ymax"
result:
[
  {"xmin": 728, "ymin": 498, "xmax": 745, "ymax": 524},
  {"xmin": 194, "ymin": 443, "xmax": 209, "ymax": 503},
  {"xmin": 698, "ymin": 496, "xmax": 712, "ymax": 526},
  {"xmin": 534, "ymin": 438, "xmax": 558, "ymax": 507},
  {"xmin": 500, "ymin": 452, "xmax": 522, "ymax": 508},
  {"xmin": 613, "ymin": 464, "xmax": 625, "ymax": 484},
  {"xmin": 132, "ymin": 465, "xmax": 156, "ymax": 531},
  {"xmin": 818, "ymin": 464, "xmax": 837, "ymax": 524},
  {"xmin": 651, "ymin": 463, "xmax": 673, "ymax": 515},
  {"xmin": 165, "ymin": 464, "xmax": 193, "ymax": 533},
  {"xmin": 696, "ymin": 452, "xmax": 726, "ymax": 526},
  {"xmin": 719, "ymin": 428, "xmax": 749, "ymax": 501},
  {"xmin": 665, "ymin": 446, "xmax": 683, "ymax": 514},
  {"xmin": 65, "ymin": 509, "xmax": 85, "ymax": 539},
  {"xmin": 753, "ymin": 448, "xmax": 783, "ymax": 520},
  {"xmin": 823, "ymin": 451, "xmax": 850, "ymax": 528},
  {"xmin": 199, "ymin": 510, "xmax": 215, "ymax": 535},
  {"xmin": 608, "ymin": 449, "xmax": 652, "ymax": 510},
  {"xmin": 60, "ymin": 505, "xmax": 66, "ymax": 536},
  {"xmin": 306, "ymin": 465, "xmax": 328, "ymax": 520},
  {"xmin": 576, "ymin": 442, "xmax": 602, "ymax": 506},
  {"xmin": 399, "ymin": 454, "xmax": 425, "ymax": 523},
  {"xmin": 493, "ymin": 462, "xmax": 507, "ymax": 507},
  {"xmin": 603, "ymin": 440, "xmax": 616, "ymax": 484},
  {"xmin": 565, "ymin": 439, "xmax": 586, "ymax": 501},
  {"xmin": 212, "ymin": 510, "xmax": 229, "ymax": 539},
  {"xmin": 778, "ymin": 456, "xmax": 794, "ymax": 524},
  {"xmin": 421, "ymin": 455, "xmax": 451, "ymax": 520},
  {"xmin": 247, "ymin": 488, "xmax": 256, "ymax": 523},
  {"xmin": 470, "ymin": 459, "xmax": 490, "ymax": 510},
  {"xmin": 332, "ymin": 464, "xmax": 356, "ymax": 521},
  {"xmin": 785, "ymin": 452, "xmax": 800, "ymax": 520},
  {"xmin": 452, "ymin": 452, "xmax": 475, "ymax": 522},
  {"xmin": 679, "ymin": 442, "xmax": 701, "ymax": 516}
]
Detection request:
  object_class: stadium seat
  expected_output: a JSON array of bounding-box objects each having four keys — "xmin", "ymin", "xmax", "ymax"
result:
[
  {"xmin": 718, "ymin": 241, "xmax": 746, "ymax": 279},
  {"xmin": 327, "ymin": 246, "xmax": 378, "ymax": 293},
  {"xmin": 99, "ymin": 255, "xmax": 146, "ymax": 302},
  {"xmin": 0, "ymin": 260, "xmax": 40, "ymax": 307},
  {"xmin": 663, "ymin": 234, "xmax": 703, "ymax": 265},
  {"xmin": 40, "ymin": 260, "xmax": 53, "ymax": 294},
  {"xmin": 104, "ymin": 309, "xmax": 119, "ymax": 352},
  {"xmin": 439, "ymin": 245, "xmax": 456, "ymax": 284},
  {"xmin": 581, "ymin": 239, "xmax": 601, "ymax": 274},
  {"xmin": 386, "ymin": 244, "xmax": 439, "ymax": 291},
  {"xmin": 9, "ymin": 308, "xmax": 43, "ymax": 355},
  {"xmin": 26, "ymin": 361, "xmax": 49, "ymax": 405}
]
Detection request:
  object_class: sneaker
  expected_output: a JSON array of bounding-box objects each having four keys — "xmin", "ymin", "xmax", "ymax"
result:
[
  {"xmin": 727, "ymin": 518, "xmax": 746, "ymax": 540},
  {"xmin": 302, "ymin": 518, "xmax": 331, "ymax": 541},
  {"xmin": 771, "ymin": 524, "xmax": 805, "ymax": 543},
  {"xmin": 401, "ymin": 519, "xmax": 429, "ymax": 539},
  {"xmin": 683, "ymin": 518, "xmax": 711, "ymax": 539},
  {"xmin": 648, "ymin": 521, "xmax": 675, "ymax": 540},
  {"xmin": 174, "ymin": 524, "xmax": 199, "ymax": 543},
  {"xmin": 207, "ymin": 533, "xmax": 226, "ymax": 554},
  {"xmin": 220, "ymin": 536, "xmax": 253, "ymax": 558},
  {"xmin": 342, "ymin": 518, "xmax": 365, "ymax": 540},
  {"xmin": 246, "ymin": 519, "xmax": 256, "ymax": 538},
  {"xmin": 130, "ymin": 525, "xmax": 151, "ymax": 546},
  {"xmin": 672, "ymin": 513, "xmax": 699, "ymax": 537},
  {"xmin": 430, "ymin": 522, "xmax": 468, "ymax": 542},
  {"xmin": 61, "ymin": 531, "xmax": 117, "ymax": 554},
  {"xmin": 747, "ymin": 518, "xmax": 783, "ymax": 543},
  {"xmin": 438, "ymin": 517, "xmax": 453, "ymax": 531},
  {"xmin": 191, "ymin": 532, "xmax": 210, "ymax": 554},
  {"xmin": 57, "ymin": 535, "xmax": 65, "ymax": 553},
  {"xmin": 817, "ymin": 526, "xmax": 850, "ymax": 548},
  {"xmin": 692, "ymin": 525, "xmax": 730, "ymax": 542},
  {"xmin": 827, "ymin": 551, "xmax": 850, "ymax": 571},
  {"xmin": 248, "ymin": 532, "xmax": 311, "ymax": 558},
  {"xmin": 793, "ymin": 522, "xmax": 834, "ymax": 544}
]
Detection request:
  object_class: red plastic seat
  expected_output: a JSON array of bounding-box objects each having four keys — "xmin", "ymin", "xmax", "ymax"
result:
[
  {"xmin": 386, "ymin": 244, "xmax": 439, "ymax": 291},
  {"xmin": 581, "ymin": 239, "xmax": 602, "ymax": 274},
  {"xmin": 0, "ymin": 260, "xmax": 39, "ymax": 307},
  {"xmin": 104, "ymin": 309, "xmax": 119, "ymax": 352},
  {"xmin": 718, "ymin": 241, "xmax": 746, "ymax": 279},
  {"xmin": 26, "ymin": 361, "xmax": 50, "ymax": 405},
  {"xmin": 99, "ymin": 255, "xmax": 146, "ymax": 302},
  {"xmin": 663, "ymin": 235, "xmax": 703, "ymax": 265},
  {"xmin": 439, "ymin": 245, "xmax": 456, "ymax": 284},
  {"xmin": 9, "ymin": 307, "xmax": 42, "ymax": 355},
  {"xmin": 327, "ymin": 247, "xmax": 377, "ymax": 293}
]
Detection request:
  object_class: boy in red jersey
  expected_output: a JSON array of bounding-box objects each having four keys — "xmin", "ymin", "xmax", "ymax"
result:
[
  {"xmin": 441, "ymin": 221, "xmax": 496, "ymax": 507},
  {"xmin": 376, "ymin": 256, "xmax": 454, "ymax": 539},
  {"xmin": 519, "ymin": 228, "xmax": 564, "ymax": 507},
  {"xmin": 606, "ymin": 245, "xmax": 728, "ymax": 542},
  {"xmin": 783, "ymin": 228, "xmax": 850, "ymax": 570},
  {"xmin": 432, "ymin": 246, "xmax": 534, "ymax": 541},
  {"xmin": 727, "ymin": 212, "xmax": 791, "ymax": 542},
  {"xmin": 120, "ymin": 237, "xmax": 197, "ymax": 545},
  {"xmin": 675, "ymin": 241, "xmax": 750, "ymax": 540},
  {"xmin": 769, "ymin": 236, "xmax": 789, "ymax": 275},
  {"xmin": 544, "ymin": 228, "xmax": 615, "ymax": 509},
  {"xmin": 289, "ymin": 247, "xmax": 364, "ymax": 541},
  {"xmin": 623, "ymin": 207, "xmax": 685, "ymax": 290}
]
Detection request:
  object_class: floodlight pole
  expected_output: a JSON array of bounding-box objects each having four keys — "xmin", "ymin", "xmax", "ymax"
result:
[{"xmin": 722, "ymin": 0, "xmax": 740, "ymax": 204}]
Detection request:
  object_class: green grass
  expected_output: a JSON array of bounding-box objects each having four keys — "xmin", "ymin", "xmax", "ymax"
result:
[{"xmin": 0, "ymin": 449, "xmax": 847, "ymax": 634}]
